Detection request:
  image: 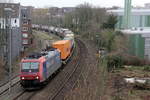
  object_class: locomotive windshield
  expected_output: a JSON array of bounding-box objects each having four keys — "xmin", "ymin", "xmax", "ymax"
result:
[{"xmin": 22, "ymin": 62, "xmax": 39, "ymax": 72}]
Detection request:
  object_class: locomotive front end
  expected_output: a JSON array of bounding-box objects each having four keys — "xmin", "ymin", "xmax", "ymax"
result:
[{"xmin": 20, "ymin": 61, "xmax": 41, "ymax": 88}]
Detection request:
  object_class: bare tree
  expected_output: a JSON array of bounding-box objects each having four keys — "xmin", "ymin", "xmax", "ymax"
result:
[{"xmin": 63, "ymin": 3, "xmax": 107, "ymax": 38}]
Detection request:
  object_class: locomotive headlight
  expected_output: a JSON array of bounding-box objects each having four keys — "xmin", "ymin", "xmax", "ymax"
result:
[
  {"xmin": 21, "ymin": 77, "xmax": 25, "ymax": 80},
  {"xmin": 36, "ymin": 76, "xmax": 39, "ymax": 79}
]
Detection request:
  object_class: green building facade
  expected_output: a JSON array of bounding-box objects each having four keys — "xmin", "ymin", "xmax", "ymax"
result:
[
  {"xmin": 108, "ymin": 9, "xmax": 150, "ymax": 29},
  {"xmin": 122, "ymin": 29, "xmax": 150, "ymax": 60},
  {"xmin": 128, "ymin": 34, "xmax": 145, "ymax": 58}
]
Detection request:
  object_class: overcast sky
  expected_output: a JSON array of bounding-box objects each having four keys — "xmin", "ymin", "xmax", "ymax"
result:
[{"xmin": 14, "ymin": 0, "xmax": 150, "ymax": 8}]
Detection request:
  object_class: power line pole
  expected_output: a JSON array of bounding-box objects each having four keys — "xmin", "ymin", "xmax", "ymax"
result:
[{"xmin": 4, "ymin": 8, "xmax": 12, "ymax": 94}]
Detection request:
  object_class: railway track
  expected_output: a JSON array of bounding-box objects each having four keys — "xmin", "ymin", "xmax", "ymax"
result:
[
  {"xmin": 0, "ymin": 75, "xmax": 18, "ymax": 87},
  {"xmin": 49, "ymin": 39, "xmax": 88, "ymax": 100},
  {"xmin": 0, "ymin": 38, "xmax": 87, "ymax": 100},
  {"xmin": 0, "ymin": 76, "xmax": 20, "ymax": 96}
]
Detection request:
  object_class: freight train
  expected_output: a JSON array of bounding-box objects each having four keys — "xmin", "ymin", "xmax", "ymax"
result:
[
  {"xmin": 32, "ymin": 24, "xmax": 73, "ymax": 38},
  {"xmin": 20, "ymin": 25, "xmax": 75, "ymax": 89}
]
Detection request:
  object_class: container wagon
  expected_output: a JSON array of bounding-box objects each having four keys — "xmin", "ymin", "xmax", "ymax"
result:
[{"xmin": 52, "ymin": 40, "xmax": 71, "ymax": 60}]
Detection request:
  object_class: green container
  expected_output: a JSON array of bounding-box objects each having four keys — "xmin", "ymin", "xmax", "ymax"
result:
[{"xmin": 128, "ymin": 34, "xmax": 145, "ymax": 59}]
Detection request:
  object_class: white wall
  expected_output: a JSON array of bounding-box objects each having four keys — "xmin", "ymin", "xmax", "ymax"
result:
[
  {"xmin": 11, "ymin": 18, "xmax": 20, "ymax": 27},
  {"xmin": 0, "ymin": 18, "xmax": 20, "ymax": 28}
]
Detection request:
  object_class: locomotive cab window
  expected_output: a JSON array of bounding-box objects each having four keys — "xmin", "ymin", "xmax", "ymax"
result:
[{"xmin": 22, "ymin": 62, "xmax": 39, "ymax": 72}]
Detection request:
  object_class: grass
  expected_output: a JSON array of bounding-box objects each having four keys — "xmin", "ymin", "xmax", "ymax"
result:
[
  {"xmin": 33, "ymin": 31, "xmax": 53, "ymax": 40},
  {"xmin": 33, "ymin": 30, "xmax": 60, "ymax": 40},
  {"xmin": 98, "ymin": 58, "xmax": 108, "ymax": 99},
  {"xmin": 32, "ymin": 30, "xmax": 61, "ymax": 50}
]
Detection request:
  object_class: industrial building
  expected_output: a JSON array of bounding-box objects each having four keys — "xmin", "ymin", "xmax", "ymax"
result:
[{"xmin": 108, "ymin": 8, "xmax": 150, "ymax": 29}]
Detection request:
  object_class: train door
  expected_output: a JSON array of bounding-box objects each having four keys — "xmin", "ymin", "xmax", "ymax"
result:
[{"xmin": 43, "ymin": 62, "xmax": 47, "ymax": 80}]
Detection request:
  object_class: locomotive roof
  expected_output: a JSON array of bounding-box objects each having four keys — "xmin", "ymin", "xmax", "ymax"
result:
[
  {"xmin": 24, "ymin": 48, "xmax": 57, "ymax": 59},
  {"xmin": 25, "ymin": 52, "xmax": 48, "ymax": 59}
]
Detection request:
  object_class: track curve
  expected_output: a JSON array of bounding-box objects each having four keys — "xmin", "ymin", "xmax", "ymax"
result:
[{"xmin": 0, "ymin": 38, "xmax": 88, "ymax": 100}]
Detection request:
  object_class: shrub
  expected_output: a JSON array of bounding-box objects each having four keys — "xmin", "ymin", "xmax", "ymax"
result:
[
  {"xmin": 106, "ymin": 53, "xmax": 123, "ymax": 72},
  {"xmin": 121, "ymin": 54, "xmax": 150, "ymax": 66},
  {"xmin": 143, "ymin": 66, "xmax": 150, "ymax": 71}
]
